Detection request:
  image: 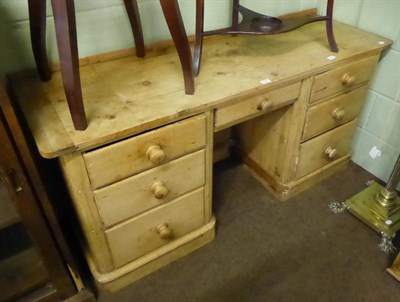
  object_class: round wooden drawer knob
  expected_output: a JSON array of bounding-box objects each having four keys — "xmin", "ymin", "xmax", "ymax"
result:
[
  {"xmin": 325, "ymin": 146, "xmax": 338, "ymax": 159},
  {"xmin": 146, "ymin": 145, "xmax": 166, "ymax": 165},
  {"xmin": 257, "ymin": 99, "xmax": 272, "ymax": 111},
  {"xmin": 341, "ymin": 73, "xmax": 356, "ymax": 86},
  {"xmin": 331, "ymin": 108, "xmax": 345, "ymax": 120},
  {"xmin": 151, "ymin": 181, "xmax": 169, "ymax": 199},
  {"xmin": 156, "ymin": 223, "xmax": 173, "ymax": 239}
]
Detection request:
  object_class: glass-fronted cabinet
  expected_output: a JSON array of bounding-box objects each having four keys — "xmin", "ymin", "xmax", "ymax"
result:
[
  {"xmin": 0, "ymin": 82, "xmax": 94, "ymax": 302},
  {"xmin": 0, "ymin": 179, "xmax": 53, "ymax": 301}
]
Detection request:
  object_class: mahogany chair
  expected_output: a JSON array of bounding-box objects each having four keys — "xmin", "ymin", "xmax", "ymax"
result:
[{"xmin": 28, "ymin": 0, "xmax": 194, "ymax": 131}]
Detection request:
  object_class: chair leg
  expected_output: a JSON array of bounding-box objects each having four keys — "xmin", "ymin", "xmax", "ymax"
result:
[
  {"xmin": 123, "ymin": 0, "xmax": 145, "ymax": 58},
  {"xmin": 159, "ymin": 0, "xmax": 195, "ymax": 95},
  {"xmin": 232, "ymin": 0, "xmax": 239, "ymax": 29},
  {"xmin": 51, "ymin": 0, "xmax": 87, "ymax": 130},
  {"xmin": 28, "ymin": 0, "xmax": 51, "ymax": 81},
  {"xmin": 193, "ymin": 0, "xmax": 204, "ymax": 76},
  {"xmin": 326, "ymin": 0, "xmax": 338, "ymax": 52}
]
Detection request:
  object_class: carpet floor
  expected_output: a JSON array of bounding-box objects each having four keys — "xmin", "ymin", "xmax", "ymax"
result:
[{"xmin": 98, "ymin": 161, "xmax": 400, "ymax": 302}]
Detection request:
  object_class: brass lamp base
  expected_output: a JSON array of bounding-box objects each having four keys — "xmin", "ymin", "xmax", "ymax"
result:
[{"xmin": 345, "ymin": 181, "xmax": 400, "ymax": 237}]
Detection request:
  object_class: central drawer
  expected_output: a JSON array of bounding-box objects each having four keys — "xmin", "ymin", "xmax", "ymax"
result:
[
  {"xmin": 94, "ymin": 150, "xmax": 205, "ymax": 228},
  {"xmin": 214, "ymin": 81, "xmax": 301, "ymax": 131},
  {"xmin": 83, "ymin": 114, "xmax": 206, "ymax": 189},
  {"xmin": 105, "ymin": 187, "xmax": 205, "ymax": 268}
]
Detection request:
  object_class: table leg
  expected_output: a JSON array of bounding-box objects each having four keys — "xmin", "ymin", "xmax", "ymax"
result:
[
  {"xmin": 326, "ymin": 0, "xmax": 338, "ymax": 52},
  {"xmin": 159, "ymin": 0, "xmax": 194, "ymax": 95},
  {"xmin": 51, "ymin": 0, "xmax": 87, "ymax": 130},
  {"xmin": 28, "ymin": 0, "xmax": 51, "ymax": 81},
  {"xmin": 123, "ymin": 0, "xmax": 145, "ymax": 58}
]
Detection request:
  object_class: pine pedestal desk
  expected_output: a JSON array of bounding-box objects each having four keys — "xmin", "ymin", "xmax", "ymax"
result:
[{"xmin": 10, "ymin": 21, "xmax": 390, "ymax": 291}]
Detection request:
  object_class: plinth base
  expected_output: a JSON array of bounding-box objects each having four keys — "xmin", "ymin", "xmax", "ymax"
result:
[{"xmin": 345, "ymin": 181, "xmax": 400, "ymax": 236}]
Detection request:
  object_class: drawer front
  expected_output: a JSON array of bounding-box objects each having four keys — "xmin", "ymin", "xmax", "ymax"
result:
[
  {"xmin": 94, "ymin": 150, "xmax": 205, "ymax": 228},
  {"xmin": 295, "ymin": 120, "xmax": 357, "ymax": 179},
  {"xmin": 214, "ymin": 81, "xmax": 301, "ymax": 130},
  {"xmin": 84, "ymin": 114, "xmax": 206, "ymax": 189},
  {"xmin": 105, "ymin": 188, "xmax": 205, "ymax": 268},
  {"xmin": 310, "ymin": 55, "xmax": 379, "ymax": 104},
  {"xmin": 303, "ymin": 85, "xmax": 368, "ymax": 140}
]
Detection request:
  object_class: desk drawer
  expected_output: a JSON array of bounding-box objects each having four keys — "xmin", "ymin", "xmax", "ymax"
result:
[
  {"xmin": 84, "ymin": 114, "xmax": 206, "ymax": 189},
  {"xmin": 94, "ymin": 150, "xmax": 205, "ymax": 228},
  {"xmin": 310, "ymin": 55, "xmax": 379, "ymax": 104},
  {"xmin": 295, "ymin": 120, "xmax": 357, "ymax": 179},
  {"xmin": 302, "ymin": 85, "xmax": 368, "ymax": 140},
  {"xmin": 214, "ymin": 82, "xmax": 301, "ymax": 131},
  {"xmin": 105, "ymin": 187, "xmax": 205, "ymax": 268}
]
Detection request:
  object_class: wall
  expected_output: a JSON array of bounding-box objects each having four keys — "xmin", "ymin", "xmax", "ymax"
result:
[{"xmin": 0, "ymin": 0, "xmax": 399, "ymax": 185}]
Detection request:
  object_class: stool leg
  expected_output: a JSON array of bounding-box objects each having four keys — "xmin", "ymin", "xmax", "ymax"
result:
[
  {"xmin": 326, "ymin": 0, "xmax": 338, "ymax": 52},
  {"xmin": 123, "ymin": 0, "xmax": 145, "ymax": 58},
  {"xmin": 193, "ymin": 0, "xmax": 204, "ymax": 76},
  {"xmin": 51, "ymin": 0, "xmax": 87, "ymax": 130},
  {"xmin": 159, "ymin": 0, "xmax": 195, "ymax": 95},
  {"xmin": 28, "ymin": 0, "xmax": 51, "ymax": 81}
]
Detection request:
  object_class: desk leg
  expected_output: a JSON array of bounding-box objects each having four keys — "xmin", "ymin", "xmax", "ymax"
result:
[
  {"xmin": 159, "ymin": 0, "xmax": 194, "ymax": 95},
  {"xmin": 28, "ymin": 0, "xmax": 51, "ymax": 81},
  {"xmin": 123, "ymin": 0, "xmax": 145, "ymax": 58},
  {"xmin": 51, "ymin": 0, "xmax": 87, "ymax": 130}
]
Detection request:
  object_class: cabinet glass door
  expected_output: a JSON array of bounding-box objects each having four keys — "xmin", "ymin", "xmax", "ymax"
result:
[{"xmin": 0, "ymin": 178, "xmax": 53, "ymax": 302}]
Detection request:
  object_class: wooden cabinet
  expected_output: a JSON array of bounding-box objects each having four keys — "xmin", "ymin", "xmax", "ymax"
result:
[
  {"xmin": 9, "ymin": 21, "xmax": 390, "ymax": 291},
  {"xmin": 236, "ymin": 54, "xmax": 381, "ymax": 200},
  {"xmin": 57, "ymin": 113, "xmax": 215, "ymax": 291}
]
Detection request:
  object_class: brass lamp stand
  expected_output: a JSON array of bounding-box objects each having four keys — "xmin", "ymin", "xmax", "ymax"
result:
[{"xmin": 330, "ymin": 154, "xmax": 400, "ymax": 252}]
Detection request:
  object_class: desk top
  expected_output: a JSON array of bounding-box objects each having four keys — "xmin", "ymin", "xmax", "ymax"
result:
[{"xmin": 11, "ymin": 21, "xmax": 390, "ymax": 158}]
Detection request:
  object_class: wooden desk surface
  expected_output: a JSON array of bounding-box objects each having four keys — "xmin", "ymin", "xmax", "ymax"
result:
[{"xmin": 10, "ymin": 21, "xmax": 389, "ymax": 158}]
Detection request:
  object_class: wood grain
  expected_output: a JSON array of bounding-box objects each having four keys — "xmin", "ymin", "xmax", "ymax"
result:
[
  {"xmin": 303, "ymin": 84, "xmax": 369, "ymax": 140},
  {"xmin": 11, "ymin": 22, "xmax": 391, "ymax": 158},
  {"xmin": 59, "ymin": 152, "xmax": 114, "ymax": 273},
  {"xmin": 215, "ymin": 81, "xmax": 301, "ymax": 131},
  {"xmin": 89, "ymin": 217, "xmax": 215, "ymax": 292},
  {"xmin": 295, "ymin": 120, "xmax": 357, "ymax": 179},
  {"xmin": 310, "ymin": 54, "xmax": 379, "ymax": 103},
  {"xmin": 105, "ymin": 187, "xmax": 205, "ymax": 268},
  {"xmin": 84, "ymin": 114, "xmax": 206, "ymax": 189},
  {"xmin": 94, "ymin": 150, "xmax": 205, "ymax": 228}
]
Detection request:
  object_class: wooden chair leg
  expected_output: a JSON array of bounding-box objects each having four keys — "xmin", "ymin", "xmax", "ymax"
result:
[
  {"xmin": 123, "ymin": 0, "xmax": 145, "ymax": 58},
  {"xmin": 193, "ymin": 0, "xmax": 205, "ymax": 76},
  {"xmin": 159, "ymin": 0, "xmax": 195, "ymax": 95},
  {"xmin": 51, "ymin": 0, "xmax": 87, "ymax": 130},
  {"xmin": 28, "ymin": 0, "xmax": 51, "ymax": 81},
  {"xmin": 326, "ymin": 0, "xmax": 338, "ymax": 52},
  {"xmin": 232, "ymin": 0, "xmax": 239, "ymax": 29}
]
